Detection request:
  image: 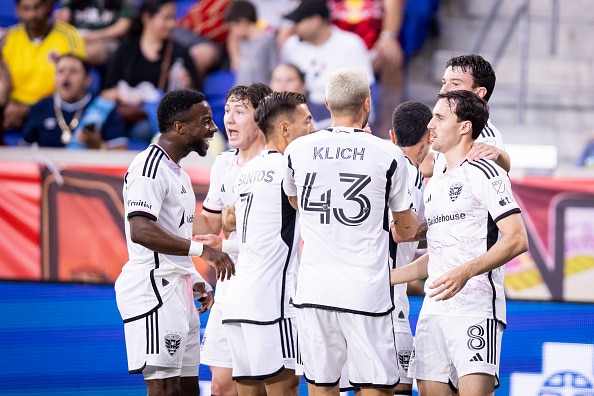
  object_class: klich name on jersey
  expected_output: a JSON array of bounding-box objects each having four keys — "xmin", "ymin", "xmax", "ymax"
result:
[
  {"xmin": 427, "ymin": 212, "xmax": 466, "ymax": 227},
  {"xmin": 127, "ymin": 199, "xmax": 152, "ymax": 210},
  {"xmin": 235, "ymin": 169, "xmax": 274, "ymax": 187},
  {"xmin": 313, "ymin": 146, "xmax": 365, "ymax": 160}
]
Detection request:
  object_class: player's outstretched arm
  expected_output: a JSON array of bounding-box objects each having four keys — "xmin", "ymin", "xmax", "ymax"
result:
[
  {"xmin": 194, "ymin": 234, "xmax": 240, "ymax": 255},
  {"xmin": 391, "ymin": 208, "xmax": 419, "ymax": 241},
  {"xmin": 427, "ymin": 212, "xmax": 528, "ymax": 301},
  {"xmin": 390, "ymin": 253, "xmax": 429, "ymax": 285},
  {"xmin": 193, "ymin": 210, "xmax": 223, "ymax": 237},
  {"xmin": 129, "ymin": 216, "xmax": 235, "ymax": 281}
]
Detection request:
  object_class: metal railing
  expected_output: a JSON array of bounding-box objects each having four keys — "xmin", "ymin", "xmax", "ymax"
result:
[{"xmin": 469, "ymin": 0, "xmax": 559, "ymax": 123}]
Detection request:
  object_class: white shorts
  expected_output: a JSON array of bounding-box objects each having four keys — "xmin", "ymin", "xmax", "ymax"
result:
[
  {"xmin": 296, "ymin": 308, "xmax": 399, "ymax": 389},
  {"xmin": 408, "ymin": 315, "xmax": 503, "ymax": 389},
  {"xmin": 122, "ymin": 274, "xmax": 201, "ymax": 376},
  {"xmin": 224, "ymin": 318, "xmax": 297, "ymax": 380},
  {"xmin": 200, "ymin": 302, "xmax": 233, "ymax": 368},
  {"xmin": 339, "ymin": 330, "xmax": 414, "ymax": 391}
]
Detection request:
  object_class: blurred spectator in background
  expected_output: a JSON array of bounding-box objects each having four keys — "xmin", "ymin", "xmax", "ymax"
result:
[
  {"xmin": 327, "ymin": 0, "xmax": 404, "ymax": 139},
  {"xmin": 100, "ymin": 0, "xmax": 198, "ymax": 147},
  {"xmin": 269, "ymin": 63, "xmax": 306, "ymax": 95},
  {"xmin": 224, "ymin": 0, "xmax": 278, "ymax": 86},
  {"xmin": 22, "ymin": 53, "xmax": 127, "ymax": 149},
  {"xmin": 54, "ymin": 0, "xmax": 136, "ymax": 66},
  {"xmin": 280, "ymin": 0, "xmax": 374, "ymax": 129},
  {"xmin": 0, "ymin": 0, "xmax": 85, "ymax": 140}
]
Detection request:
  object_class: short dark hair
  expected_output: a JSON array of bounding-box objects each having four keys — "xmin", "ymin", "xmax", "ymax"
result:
[
  {"xmin": 446, "ymin": 54, "xmax": 496, "ymax": 102},
  {"xmin": 437, "ymin": 90, "xmax": 489, "ymax": 140},
  {"xmin": 392, "ymin": 101, "xmax": 432, "ymax": 147},
  {"xmin": 55, "ymin": 53, "xmax": 90, "ymax": 75},
  {"xmin": 157, "ymin": 89, "xmax": 207, "ymax": 133},
  {"xmin": 255, "ymin": 91, "xmax": 307, "ymax": 139},
  {"xmin": 224, "ymin": 0, "xmax": 257, "ymax": 23},
  {"xmin": 226, "ymin": 82, "xmax": 272, "ymax": 110}
]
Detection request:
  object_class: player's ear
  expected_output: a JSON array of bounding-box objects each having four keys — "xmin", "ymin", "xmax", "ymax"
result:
[
  {"xmin": 389, "ymin": 129, "xmax": 397, "ymax": 145},
  {"xmin": 460, "ymin": 120, "xmax": 472, "ymax": 136},
  {"xmin": 475, "ymin": 86, "xmax": 488, "ymax": 100},
  {"xmin": 280, "ymin": 120, "xmax": 291, "ymax": 137}
]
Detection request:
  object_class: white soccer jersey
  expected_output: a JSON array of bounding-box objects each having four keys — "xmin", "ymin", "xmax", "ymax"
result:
[
  {"xmin": 390, "ymin": 156, "xmax": 425, "ymax": 333},
  {"xmin": 116, "ymin": 144, "xmax": 210, "ymax": 320},
  {"xmin": 283, "ymin": 127, "xmax": 411, "ymax": 315},
  {"xmin": 280, "ymin": 26, "xmax": 375, "ymax": 105},
  {"xmin": 203, "ymin": 149, "xmax": 242, "ymax": 213},
  {"xmin": 223, "ymin": 150, "xmax": 300, "ymax": 323},
  {"xmin": 434, "ymin": 119, "xmax": 504, "ymax": 174},
  {"xmin": 421, "ymin": 158, "xmax": 521, "ymax": 325},
  {"xmin": 201, "ymin": 149, "xmax": 243, "ymax": 305}
]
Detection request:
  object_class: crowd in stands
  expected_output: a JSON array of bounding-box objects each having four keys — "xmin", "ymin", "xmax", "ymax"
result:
[{"xmin": 0, "ymin": 0, "xmax": 439, "ymax": 150}]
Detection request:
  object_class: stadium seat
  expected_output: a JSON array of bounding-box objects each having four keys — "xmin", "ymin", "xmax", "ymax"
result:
[{"xmin": 202, "ymin": 70, "xmax": 236, "ymax": 141}]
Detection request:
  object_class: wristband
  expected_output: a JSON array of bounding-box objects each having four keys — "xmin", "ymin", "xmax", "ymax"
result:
[
  {"xmin": 188, "ymin": 240, "xmax": 203, "ymax": 256},
  {"xmin": 222, "ymin": 239, "xmax": 240, "ymax": 254}
]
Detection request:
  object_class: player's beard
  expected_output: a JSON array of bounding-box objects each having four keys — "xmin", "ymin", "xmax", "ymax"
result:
[{"xmin": 189, "ymin": 137, "xmax": 209, "ymax": 157}]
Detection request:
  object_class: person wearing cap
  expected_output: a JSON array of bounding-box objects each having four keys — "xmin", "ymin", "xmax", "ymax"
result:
[
  {"xmin": 280, "ymin": 0, "xmax": 374, "ymax": 130},
  {"xmin": 327, "ymin": 0, "xmax": 406, "ymax": 140}
]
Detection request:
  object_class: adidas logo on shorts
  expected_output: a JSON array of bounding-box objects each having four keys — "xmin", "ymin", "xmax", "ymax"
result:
[{"xmin": 470, "ymin": 353, "xmax": 484, "ymax": 362}]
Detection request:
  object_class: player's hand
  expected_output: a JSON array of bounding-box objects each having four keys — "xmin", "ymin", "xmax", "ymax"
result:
[
  {"xmin": 195, "ymin": 234, "xmax": 223, "ymax": 251},
  {"xmin": 201, "ymin": 244, "xmax": 235, "ymax": 281},
  {"xmin": 427, "ymin": 266, "xmax": 471, "ymax": 301},
  {"xmin": 467, "ymin": 142, "xmax": 500, "ymax": 163},
  {"xmin": 193, "ymin": 282, "xmax": 214, "ymax": 313}
]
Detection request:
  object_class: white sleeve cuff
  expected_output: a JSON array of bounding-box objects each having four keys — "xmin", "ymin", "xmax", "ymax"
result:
[
  {"xmin": 188, "ymin": 240, "xmax": 203, "ymax": 256},
  {"xmin": 222, "ymin": 239, "xmax": 239, "ymax": 254}
]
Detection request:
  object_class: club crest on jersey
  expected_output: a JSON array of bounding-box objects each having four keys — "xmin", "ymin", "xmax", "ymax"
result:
[
  {"xmin": 492, "ymin": 180, "xmax": 505, "ymax": 193},
  {"xmin": 398, "ymin": 349, "xmax": 413, "ymax": 370},
  {"xmin": 165, "ymin": 333, "xmax": 182, "ymax": 356},
  {"xmin": 449, "ymin": 182, "xmax": 463, "ymax": 202}
]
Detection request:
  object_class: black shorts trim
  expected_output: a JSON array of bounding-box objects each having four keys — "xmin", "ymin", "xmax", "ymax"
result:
[
  {"xmin": 292, "ymin": 302, "xmax": 394, "ymax": 317},
  {"xmin": 232, "ymin": 365, "xmax": 286, "ymax": 381}
]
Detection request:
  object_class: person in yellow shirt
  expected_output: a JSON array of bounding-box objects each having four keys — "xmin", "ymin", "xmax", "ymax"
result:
[{"xmin": 0, "ymin": 0, "xmax": 85, "ymax": 136}]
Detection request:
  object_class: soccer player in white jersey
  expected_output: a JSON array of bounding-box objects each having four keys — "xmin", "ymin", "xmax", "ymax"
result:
[
  {"xmin": 114, "ymin": 90, "xmax": 235, "ymax": 396},
  {"xmin": 200, "ymin": 91, "xmax": 314, "ymax": 395},
  {"xmin": 192, "ymin": 83, "xmax": 271, "ymax": 396},
  {"xmin": 420, "ymin": 54, "xmax": 511, "ymax": 178},
  {"xmin": 388, "ymin": 101, "xmax": 433, "ymax": 395},
  {"xmin": 391, "ymin": 90, "xmax": 528, "ymax": 396},
  {"xmin": 282, "ymin": 67, "xmax": 418, "ymax": 396},
  {"xmin": 343, "ymin": 100, "xmax": 433, "ymax": 396}
]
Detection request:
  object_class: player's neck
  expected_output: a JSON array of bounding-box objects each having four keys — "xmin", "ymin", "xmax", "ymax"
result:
[
  {"xmin": 403, "ymin": 146, "xmax": 421, "ymax": 168},
  {"xmin": 237, "ymin": 138, "xmax": 266, "ymax": 166},
  {"xmin": 330, "ymin": 116, "xmax": 364, "ymax": 130},
  {"xmin": 444, "ymin": 141, "xmax": 473, "ymax": 171}
]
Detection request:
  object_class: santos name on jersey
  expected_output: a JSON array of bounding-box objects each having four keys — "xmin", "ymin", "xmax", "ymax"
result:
[{"xmin": 223, "ymin": 150, "xmax": 300, "ymax": 324}]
